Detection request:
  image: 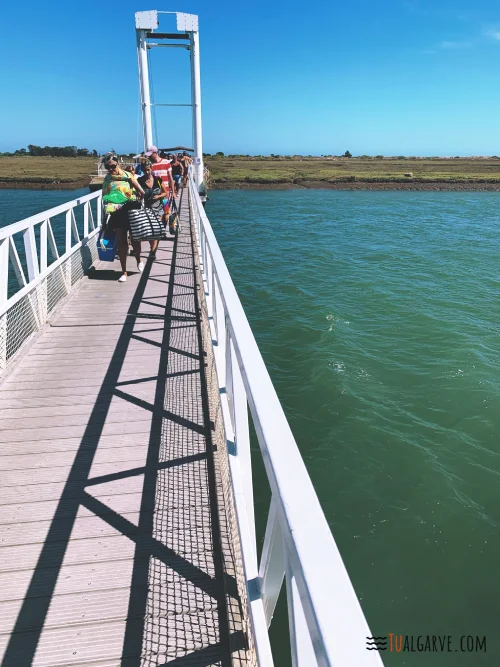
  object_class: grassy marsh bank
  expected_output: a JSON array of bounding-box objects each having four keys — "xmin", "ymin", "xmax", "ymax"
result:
[
  {"xmin": 205, "ymin": 156, "xmax": 500, "ymax": 188},
  {"xmin": 0, "ymin": 156, "xmax": 96, "ymax": 188},
  {"xmin": 3, "ymin": 155, "xmax": 500, "ymax": 190}
]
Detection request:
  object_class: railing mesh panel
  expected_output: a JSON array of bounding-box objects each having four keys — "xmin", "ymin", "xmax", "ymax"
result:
[
  {"xmin": 46, "ymin": 265, "xmax": 70, "ymax": 315},
  {"xmin": 0, "ymin": 237, "xmax": 99, "ymax": 377},
  {"xmin": 192, "ymin": 199, "xmax": 257, "ymax": 666},
  {"xmin": 5, "ymin": 287, "xmax": 42, "ymax": 364}
]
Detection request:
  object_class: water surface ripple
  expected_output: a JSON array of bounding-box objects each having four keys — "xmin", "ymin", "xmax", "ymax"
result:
[{"xmin": 208, "ymin": 190, "xmax": 500, "ymax": 666}]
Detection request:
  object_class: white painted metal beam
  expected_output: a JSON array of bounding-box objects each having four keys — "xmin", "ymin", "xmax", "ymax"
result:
[
  {"xmin": 136, "ymin": 29, "xmax": 154, "ymax": 150},
  {"xmin": 286, "ymin": 560, "xmax": 318, "ymax": 667},
  {"xmin": 8, "ymin": 237, "xmax": 27, "ymax": 290},
  {"xmin": 0, "ymin": 192, "xmax": 100, "ymax": 240},
  {"xmin": 0, "ymin": 238, "xmax": 8, "ymax": 306},
  {"xmin": 23, "ymin": 226, "xmax": 39, "ymax": 282},
  {"xmin": 47, "ymin": 220, "xmax": 59, "ymax": 261},
  {"xmin": 39, "ymin": 220, "xmax": 48, "ymax": 273},
  {"xmin": 189, "ymin": 29, "xmax": 205, "ymax": 193},
  {"xmin": 259, "ymin": 495, "xmax": 286, "ymax": 626}
]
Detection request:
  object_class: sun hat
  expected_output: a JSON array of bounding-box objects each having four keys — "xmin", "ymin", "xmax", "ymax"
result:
[{"xmin": 103, "ymin": 152, "xmax": 118, "ymax": 165}]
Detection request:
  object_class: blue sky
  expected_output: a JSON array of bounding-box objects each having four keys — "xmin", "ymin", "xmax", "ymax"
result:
[{"xmin": 1, "ymin": 0, "xmax": 500, "ymax": 155}]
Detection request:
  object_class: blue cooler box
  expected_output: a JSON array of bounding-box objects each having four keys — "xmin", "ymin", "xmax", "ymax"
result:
[{"xmin": 97, "ymin": 231, "xmax": 117, "ymax": 262}]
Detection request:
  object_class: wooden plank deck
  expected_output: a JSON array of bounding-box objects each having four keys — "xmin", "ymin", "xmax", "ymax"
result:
[{"xmin": 0, "ymin": 191, "xmax": 243, "ymax": 666}]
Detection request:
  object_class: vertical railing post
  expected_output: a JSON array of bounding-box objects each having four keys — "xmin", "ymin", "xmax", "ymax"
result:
[
  {"xmin": 193, "ymin": 185, "xmax": 202, "ymax": 240},
  {"xmin": 225, "ymin": 323, "xmax": 234, "ymax": 421},
  {"xmin": 207, "ymin": 251, "xmax": 215, "ymax": 320},
  {"xmin": 212, "ymin": 272, "xmax": 219, "ymax": 341},
  {"xmin": 38, "ymin": 220, "xmax": 48, "ymax": 325},
  {"xmin": 202, "ymin": 230, "xmax": 208, "ymax": 276},
  {"xmin": 23, "ymin": 225, "xmax": 39, "ymax": 282},
  {"xmin": 97, "ymin": 197, "xmax": 102, "ymax": 229},
  {"xmin": 197, "ymin": 196, "xmax": 202, "ymax": 239},
  {"xmin": 23, "ymin": 225, "xmax": 41, "ymax": 329},
  {"xmin": 0, "ymin": 237, "xmax": 8, "ymax": 375},
  {"xmin": 214, "ymin": 276, "xmax": 225, "ymax": 377},
  {"xmin": 204, "ymin": 247, "xmax": 212, "ymax": 315},
  {"xmin": 200, "ymin": 224, "xmax": 206, "ymax": 273},
  {"xmin": 65, "ymin": 210, "xmax": 72, "ymax": 291},
  {"xmin": 65, "ymin": 210, "xmax": 72, "ymax": 253},
  {"xmin": 226, "ymin": 331, "xmax": 255, "ymax": 550},
  {"xmin": 195, "ymin": 203, "xmax": 203, "ymax": 252},
  {"xmin": 89, "ymin": 203, "xmax": 96, "ymax": 232},
  {"xmin": 0, "ymin": 237, "xmax": 8, "ymax": 307},
  {"xmin": 39, "ymin": 220, "xmax": 48, "ymax": 273},
  {"xmin": 83, "ymin": 202, "xmax": 89, "ymax": 237}
]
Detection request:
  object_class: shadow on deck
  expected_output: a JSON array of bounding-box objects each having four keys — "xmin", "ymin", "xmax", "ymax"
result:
[{"xmin": 0, "ymin": 190, "xmax": 246, "ymax": 666}]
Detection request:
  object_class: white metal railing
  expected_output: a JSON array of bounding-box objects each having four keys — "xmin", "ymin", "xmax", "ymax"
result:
[
  {"xmin": 189, "ymin": 176, "xmax": 384, "ymax": 667},
  {"xmin": 0, "ymin": 191, "xmax": 102, "ymax": 375}
]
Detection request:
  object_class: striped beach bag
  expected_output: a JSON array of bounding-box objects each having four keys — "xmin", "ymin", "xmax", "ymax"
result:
[{"xmin": 128, "ymin": 203, "xmax": 166, "ymax": 241}]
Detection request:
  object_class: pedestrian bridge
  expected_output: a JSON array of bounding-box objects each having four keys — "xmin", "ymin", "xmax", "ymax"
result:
[{"xmin": 0, "ymin": 181, "xmax": 383, "ymax": 666}]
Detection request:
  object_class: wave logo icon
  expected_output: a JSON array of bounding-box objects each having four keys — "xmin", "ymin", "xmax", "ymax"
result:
[{"xmin": 366, "ymin": 636, "xmax": 388, "ymax": 651}]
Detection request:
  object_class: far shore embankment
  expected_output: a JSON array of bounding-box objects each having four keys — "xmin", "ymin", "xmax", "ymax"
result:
[
  {"xmin": 211, "ymin": 181, "xmax": 500, "ymax": 192},
  {"xmin": 3, "ymin": 155, "xmax": 500, "ymax": 191},
  {"xmin": 0, "ymin": 180, "xmax": 88, "ymax": 190},
  {"xmin": 3, "ymin": 180, "xmax": 500, "ymax": 193}
]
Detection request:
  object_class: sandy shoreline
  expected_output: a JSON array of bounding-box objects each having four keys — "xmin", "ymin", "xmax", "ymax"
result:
[{"xmin": 2, "ymin": 179, "xmax": 500, "ymax": 192}]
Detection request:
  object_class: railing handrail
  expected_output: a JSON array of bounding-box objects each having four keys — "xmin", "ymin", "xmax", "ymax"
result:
[
  {"xmin": 0, "ymin": 191, "xmax": 102, "ymax": 315},
  {"xmin": 0, "ymin": 191, "xmax": 101, "ymax": 240},
  {"xmin": 189, "ymin": 176, "xmax": 383, "ymax": 666}
]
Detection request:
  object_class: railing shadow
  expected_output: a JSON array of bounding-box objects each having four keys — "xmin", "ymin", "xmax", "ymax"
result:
[{"xmin": 1, "ymin": 193, "xmax": 233, "ymax": 666}]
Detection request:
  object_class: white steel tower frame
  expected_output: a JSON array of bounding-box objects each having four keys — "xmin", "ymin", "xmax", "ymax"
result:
[{"xmin": 135, "ymin": 10, "xmax": 205, "ymax": 194}]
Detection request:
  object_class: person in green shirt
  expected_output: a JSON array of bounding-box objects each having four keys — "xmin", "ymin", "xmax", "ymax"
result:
[{"xmin": 102, "ymin": 153, "xmax": 145, "ymax": 283}]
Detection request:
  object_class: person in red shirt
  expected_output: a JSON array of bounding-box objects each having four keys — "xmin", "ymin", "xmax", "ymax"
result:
[{"xmin": 145, "ymin": 146, "xmax": 177, "ymax": 233}]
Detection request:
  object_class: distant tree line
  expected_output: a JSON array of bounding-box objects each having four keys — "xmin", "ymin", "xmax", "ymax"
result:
[{"xmin": 0, "ymin": 145, "xmax": 99, "ymax": 157}]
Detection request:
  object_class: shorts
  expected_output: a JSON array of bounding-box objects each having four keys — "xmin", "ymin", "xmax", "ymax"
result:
[
  {"xmin": 107, "ymin": 201, "xmax": 140, "ymax": 231},
  {"xmin": 173, "ymin": 174, "xmax": 182, "ymax": 185},
  {"xmin": 107, "ymin": 205, "xmax": 130, "ymax": 230}
]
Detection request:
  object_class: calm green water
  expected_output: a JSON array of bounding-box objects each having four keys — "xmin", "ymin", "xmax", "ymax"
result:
[
  {"xmin": 1, "ymin": 188, "xmax": 498, "ymax": 665},
  {"xmin": 0, "ymin": 188, "xmax": 90, "ymax": 228},
  {"xmin": 206, "ymin": 190, "xmax": 500, "ymax": 666}
]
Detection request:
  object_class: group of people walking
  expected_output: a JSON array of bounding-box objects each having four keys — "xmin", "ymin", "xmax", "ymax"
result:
[{"xmin": 101, "ymin": 146, "xmax": 192, "ymax": 283}]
